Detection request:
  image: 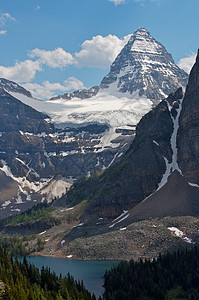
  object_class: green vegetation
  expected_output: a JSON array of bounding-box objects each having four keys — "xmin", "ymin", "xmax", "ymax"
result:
[
  {"xmin": 0, "ymin": 234, "xmax": 46, "ymax": 256},
  {"xmin": 0, "ymin": 202, "xmax": 54, "ymax": 227},
  {"xmin": 0, "ymin": 246, "xmax": 96, "ymax": 299},
  {"xmin": 103, "ymin": 246, "xmax": 199, "ymax": 300}
]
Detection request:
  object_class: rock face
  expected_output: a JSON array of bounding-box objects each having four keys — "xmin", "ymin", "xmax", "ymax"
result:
[
  {"xmin": 0, "ymin": 86, "xmax": 132, "ymax": 216},
  {"xmin": 100, "ymin": 28, "xmax": 188, "ymax": 102},
  {"xmin": 0, "ymin": 89, "xmax": 54, "ymax": 134},
  {"xmin": 0, "ymin": 78, "xmax": 32, "ymax": 97},
  {"xmin": 51, "ymin": 28, "xmax": 188, "ymax": 102},
  {"xmin": 65, "ymin": 88, "xmax": 184, "ymax": 217},
  {"xmin": 178, "ymin": 49, "xmax": 199, "ymax": 185},
  {"xmin": 50, "ymin": 86, "xmax": 99, "ymax": 101},
  {"xmin": 65, "ymin": 50, "xmax": 199, "ymax": 220}
]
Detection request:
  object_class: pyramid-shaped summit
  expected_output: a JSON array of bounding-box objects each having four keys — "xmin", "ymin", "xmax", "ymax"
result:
[{"xmin": 100, "ymin": 27, "xmax": 188, "ymax": 102}]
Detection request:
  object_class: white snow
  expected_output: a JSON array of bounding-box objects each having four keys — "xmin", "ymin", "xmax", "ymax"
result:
[
  {"xmin": 168, "ymin": 100, "xmax": 183, "ymax": 175},
  {"xmin": 188, "ymin": 182, "xmax": 199, "ymax": 188},
  {"xmin": 168, "ymin": 227, "xmax": 194, "ymax": 244},
  {"xmin": 2, "ymin": 200, "xmax": 11, "ymax": 207},
  {"xmin": 131, "ymin": 37, "xmax": 161, "ymax": 54},
  {"xmin": 156, "ymin": 99, "xmax": 183, "ymax": 190},
  {"xmin": 0, "ymin": 160, "xmax": 51, "ymax": 193},
  {"xmin": 153, "ymin": 140, "xmax": 159, "ymax": 146},
  {"xmin": 9, "ymin": 91, "xmax": 152, "ymax": 128},
  {"xmin": 117, "ymin": 152, "xmax": 123, "ymax": 158},
  {"xmin": 11, "ymin": 208, "xmax": 21, "ymax": 212},
  {"xmin": 157, "ymin": 156, "xmax": 171, "ymax": 191},
  {"xmin": 109, "ymin": 210, "xmax": 129, "ymax": 228},
  {"xmin": 106, "ymin": 152, "xmax": 118, "ymax": 169},
  {"xmin": 119, "ymin": 227, "xmax": 127, "ymax": 231},
  {"xmin": 112, "ymin": 210, "xmax": 129, "ymax": 223},
  {"xmin": 60, "ymin": 207, "xmax": 74, "ymax": 212},
  {"xmin": 39, "ymin": 230, "xmax": 47, "ymax": 236},
  {"xmin": 40, "ymin": 177, "xmax": 73, "ymax": 202},
  {"xmin": 78, "ymin": 223, "xmax": 84, "ymax": 227}
]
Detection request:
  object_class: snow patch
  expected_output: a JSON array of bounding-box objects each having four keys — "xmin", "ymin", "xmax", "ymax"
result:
[
  {"xmin": 2, "ymin": 200, "xmax": 11, "ymax": 207},
  {"xmin": 39, "ymin": 230, "xmax": 47, "ymax": 236},
  {"xmin": 168, "ymin": 227, "xmax": 194, "ymax": 244},
  {"xmin": 40, "ymin": 177, "xmax": 73, "ymax": 202},
  {"xmin": 109, "ymin": 210, "xmax": 129, "ymax": 228},
  {"xmin": 119, "ymin": 227, "xmax": 127, "ymax": 231},
  {"xmin": 188, "ymin": 182, "xmax": 199, "ymax": 188},
  {"xmin": 153, "ymin": 140, "xmax": 159, "ymax": 146}
]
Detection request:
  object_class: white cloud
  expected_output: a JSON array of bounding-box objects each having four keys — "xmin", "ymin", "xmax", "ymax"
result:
[
  {"xmin": 178, "ymin": 53, "xmax": 196, "ymax": 74},
  {"xmin": 23, "ymin": 77, "xmax": 85, "ymax": 99},
  {"xmin": 109, "ymin": 0, "xmax": 126, "ymax": 5},
  {"xmin": 0, "ymin": 30, "xmax": 6, "ymax": 35},
  {"xmin": 29, "ymin": 48, "xmax": 75, "ymax": 68},
  {"xmin": 0, "ymin": 12, "xmax": 15, "ymax": 26},
  {"xmin": 75, "ymin": 34, "xmax": 131, "ymax": 68},
  {"xmin": 0, "ymin": 60, "xmax": 42, "ymax": 83}
]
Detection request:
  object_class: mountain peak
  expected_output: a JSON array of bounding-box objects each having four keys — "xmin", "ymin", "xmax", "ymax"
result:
[
  {"xmin": 185, "ymin": 49, "xmax": 199, "ymax": 95},
  {"xmin": 128, "ymin": 28, "xmax": 166, "ymax": 55},
  {"xmin": 100, "ymin": 28, "xmax": 188, "ymax": 102}
]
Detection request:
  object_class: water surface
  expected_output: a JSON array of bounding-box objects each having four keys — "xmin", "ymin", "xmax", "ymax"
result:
[{"xmin": 24, "ymin": 256, "xmax": 120, "ymax": 298}]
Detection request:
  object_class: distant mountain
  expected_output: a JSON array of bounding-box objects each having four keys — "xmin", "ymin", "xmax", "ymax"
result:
[
  {"xmin": 0, "ymin": 83, "xmax": 128, "ymax": 218},
  {"xmin": 0, "ymin": 78, "xmax": 32, "ymax": 97},
  {"xmin": 64, "ymin": 50, "xmax": 199, "ymax": 221},
  {"xmin": 0, "ymin": 28, "xmax": 190, "ymax": 219},
  {"xmin": 100, "ymin": 27, "xmax": 188, "ymax": 102},
  {"xmin": 52, "ymin": 28, "xmax": 188, "ymax": 103}
]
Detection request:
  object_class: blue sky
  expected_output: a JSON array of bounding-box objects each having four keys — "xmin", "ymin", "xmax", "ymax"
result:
[{"xmin": 0, "ymin": 0, "xmax": 198, "ymax": 99}]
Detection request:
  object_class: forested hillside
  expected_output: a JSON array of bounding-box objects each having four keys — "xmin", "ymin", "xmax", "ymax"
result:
[
  {"xmin": 103, "ymin": 246, "xmax": 199, "ymax": 300},
  {"xmin": 0, "ymin": 246, "xmax": 95, "ymax": 300}
]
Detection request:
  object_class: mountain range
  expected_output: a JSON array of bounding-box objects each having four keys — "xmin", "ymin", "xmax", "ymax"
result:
[{"xmin": 0, "ymin": 27, "xmax": 190, "ymax": 223}]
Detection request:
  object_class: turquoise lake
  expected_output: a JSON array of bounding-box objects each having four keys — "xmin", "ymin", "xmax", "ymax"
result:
[{"xmin": 24, "ymin": 256, "xmax": 120, "ymax": 298}]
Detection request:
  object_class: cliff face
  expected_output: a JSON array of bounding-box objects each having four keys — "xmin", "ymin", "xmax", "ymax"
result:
[
  {"xmin": 65, "ymin": 50, "xmax": 199, "ymax": 220},
  {"xmin": 0, "ymin": 89, "xmax": 54, "ymax": 134},
  {"xmin": 178, "ymin": 50, "xmax": 199, "ymax": 185},
  {"xmin": 65, "ymin": 88, "xmax": 184, "ymax": 218}
]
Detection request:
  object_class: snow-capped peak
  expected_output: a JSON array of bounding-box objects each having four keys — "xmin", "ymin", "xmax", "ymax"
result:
[
  {"xmin": 100, "ymin": 28, "xmax": 188, "ymax": 102},
  {"xmin": 129, "ymin": 27, "xmax": 166, "ymax": 55}
]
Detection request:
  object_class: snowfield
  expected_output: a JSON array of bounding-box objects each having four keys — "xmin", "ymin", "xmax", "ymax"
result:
[{"xmin": 9, "ymin": 91, "xmax": 153, "ymax": 128}]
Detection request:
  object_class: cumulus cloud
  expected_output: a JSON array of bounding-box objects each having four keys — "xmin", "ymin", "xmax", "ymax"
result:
[
  {"xmin": 0, "ymin": 30, "xmax": 6, "ymax": 35},
  {"xmin": 178, "ymin": 53, "xmax": 197, "ymax": 74},
  {"xmin": 23, "ymin": 77, "xmax": 85, "ymax": 99},
  {"xmin": 75, "ymin": 34, "xmax": 131, "ymax": 68},
  {"xmin": 0, "ymin": 60, "xmax": 42, "ymax": 83},
  {"xmin": 29, "ymin": 48, "xmax": 75, "ymax": 68},
  {"xmin": 0, "ymin": 12, "xmax": 15, "ymax": 26},
  {"xmin": 109, "ymin": 0, "xmax": 126, "ymax": 5}
]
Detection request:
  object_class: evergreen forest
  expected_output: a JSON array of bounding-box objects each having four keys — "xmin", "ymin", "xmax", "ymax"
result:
[
  {"xmin": 103, "ymin": 246, "xmax": 199, "ymax": 300},
  {"xmin": 0, "ymin": 246, "xmax": 95, "ymax": 300}
]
